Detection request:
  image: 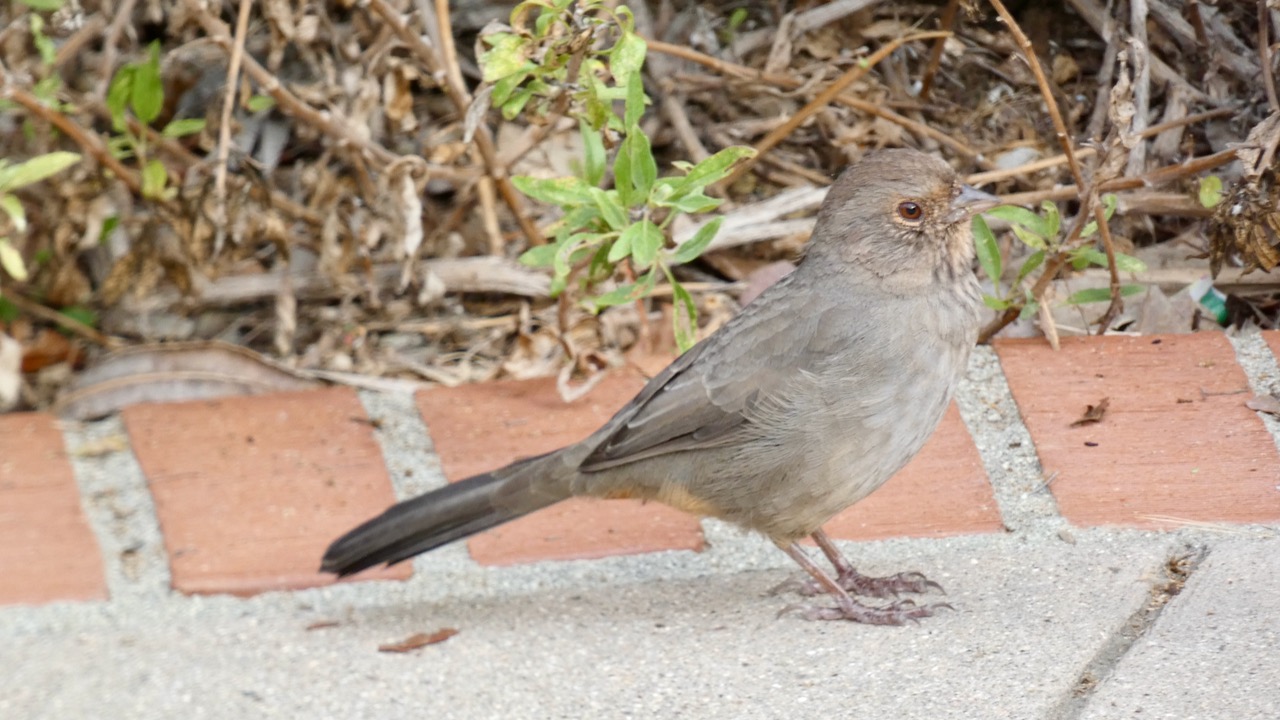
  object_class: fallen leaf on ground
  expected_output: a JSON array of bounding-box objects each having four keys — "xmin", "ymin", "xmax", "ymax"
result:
[
  {"xmin": 1070, "ymin": 397, "xmax": 1111, "ymax": 427},
  {"xmin": 72, "ymin": 434, "xmax": 129, "ymax": 457},
  {"xmin": 1246, "ymin": 393, "xmax": 1280, "ymax": 416},
  {"xmin": 377, "ymin": 628, "xmax": 459, "ymax": 653}
]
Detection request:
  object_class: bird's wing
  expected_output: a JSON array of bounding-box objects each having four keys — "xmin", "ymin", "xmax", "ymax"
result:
[{"xmin": 580, "ymin": 275, "xmax": 840, "ymax": 472}]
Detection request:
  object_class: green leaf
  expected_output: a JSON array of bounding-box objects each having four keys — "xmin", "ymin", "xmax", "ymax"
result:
[
  {"xmin": 479, "ymin": 33, "xmax": 530, "ymax": 83},
  {"xmin": 246, "ymin": 94, "xmax": 276, "ymax": 113},
  {"xmin": 586, "ymin": 268, "xmax": 658, "ymax": 312},
  {"xmin": 580, "ymin": 118, "xmax": 605, "ymax": 186},
  {"xmin": 532, "ymin": 4, "xmax": 559, "ymax": 36},
  {"xmin": 549, "ymin": 274, "xmax": 566, "ymax": 297},
  {"xmin": 553, "ymin": 232, "xmax": 604, "ymax": 280},
  {"xmin": 0, "ymin": 195, "xmax": 26, "ymax": 233},
  {"xmin": 141, "ymin": 159, "xmax": 168, "ymax": 199},
  {"xmin": 519, "ymin": 242, "xmax": 559, "ymax": 268},
  {"xmin": 0, "ymin": 297, "xmax": 18, "ymax": 323},
  {"xmin": 60, "ymin": 305, "xmax": 98, "ymax": 328},
  {"xmin": 32, "ymin": 75, "xmax": 62, "ymax": 103},
  {"xmin": 587, "ymin": 242, "xmax": 614, "ymax": 283},
  {"xmin": 0, "ymin": 239, "xmax": 28, "ymax": 282},
  {"xmin": 1010, "ymin": 224, "xmax": 1047, "ymax": 251},
  {"xmin": 1199, "ymin": 175, "xmax": 1223, "ymax": 208},
  {"xmin": 30, "ymin": 15, "xmax": 56, "ymax": 65},
  {"xmin": 1040, "ymin": 201, "xmax": 1060, "ymax": 238},
  {"xmin": 613, "ymin": 4, "xmax": 636, "ymax": 33},
  {"xmin": 1018, "ymin": 299, "xmax": 1040, "ymax": 321},
  {"xmin": 623, "ymin": 65, "xmax": 647, "ymax": 129},
  {"xmin": 621, "ymin": 219, "xmax": 663, "ymax": 268},
  {"xmin": 1064, "ymin": 284, "xmax": 1144, "ymax": 305},
  {"xmin": 982, "ymin": 295, "xmax": 1012, "ymax": 310},
  {"xmin": 99, "ymin": 216, "xmax": 119, "ymax": 244},
  {"xmin": 664, "ymin": 191, "xmax": 722, "ymax": 214},
  {"xmin": 670, "ymin": 146, "xmax": 756, "ymax": 196},
  {"xmin": 1080, "ymin": 194, "xmax": 1119, "ymax": 238},
  {"xmin": 491, "ymin": 68, "xmax": 530, "ymax": 106},
  {"xmin": 620, "ymin": 128, "xmax": 656, "ymax": 201},
  {"xmin": 611, "ymin": 31, "xmax": 647, "ymax": 88},
  {"xmin": 971, "ymin": 215, "xmax": 1002, "ymax": 294},
  {"xmin": 669, "ymin": 277, "xmax": 697, "ymax": 353},
  {"xmin": 1016, "ymin": 250, "xmax": 1046, "ymax": 285},
  {"xmin": 512, "ymin": 175, "xmax": 593, "ymax": 207},
  {"xmin": 500, "ymin": 85, "xmax": 538, "ymax": 120},
  {"xmin": 1113, "ymin": 252, "xmax": 1148, "ymax": 273},
  {"xmin": 553, "ymin": 205, "xmax": 602, "ymax": 240},
  {"xmin": 984, "ymin": 205, "xmax": 1049, "ymax": 240},
  {"xmin": 1071, "ymin": 248, "xmax": 1148, "ymax": 273},
  {"xmin": 106, "ymin": 136, "xmax": 134, "ymax": 161},
  {"xmin": 162, "ymin": 118, "xmax": 206, "ymax": 138},
  {"xmin": 1100, "ymin": 193, "xmax": 1119, "ymax": 220},
  {"xmin": 0, "ymin": 151, "xmax": 80, "ymax": 192},
  {"xmin": 131, "ymin": 41, "xmax": 164, "ymax": 124},
  {"xmin": 590, "ymin": 188, "xmax": 628, "ymax": 231},
  {"xmin": 106, "ymin": 65, "xmax": 134, "ymax": 131},
  {"xmin": 607, "ymin": 226, "xmax": 632, "ymax": 262},
  {"xmin": 19, "ymin": 0, "xmax": 66, "ymax": 9},
  {"xmin": 672, "ymin": 217, "xmax": 723, "ymax": 264},
  {"xmin": 614, "ymin": 140, "xmax": 635, "ymax": 207}
]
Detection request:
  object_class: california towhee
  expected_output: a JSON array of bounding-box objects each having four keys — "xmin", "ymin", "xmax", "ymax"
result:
[{"xmin": 323, "ymin": 149, "xmax": 994, "ymax": 625}]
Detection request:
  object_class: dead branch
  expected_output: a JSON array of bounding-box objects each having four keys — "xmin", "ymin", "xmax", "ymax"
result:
[{"xmin": 363, "ymin": 0, "xmax": 545, "ymax": 246}]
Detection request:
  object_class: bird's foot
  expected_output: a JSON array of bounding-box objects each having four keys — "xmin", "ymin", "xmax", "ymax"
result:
[
  {"xmin": 774, "ymin": 569, "xmax": 943, "ymax": 599},
  {"xmin": 778, "ymin": 597, "xmax": 953, "ymax": 625}
]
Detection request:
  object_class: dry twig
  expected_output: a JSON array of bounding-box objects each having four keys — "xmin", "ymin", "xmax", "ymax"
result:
[
  {"xmin": 919, "ymin": 0, "xmax": 961, "ymax": 99},
  {"xmin": 649, "ymin": 42, "xmax": 987, "ymax": 162},
  {"xmin": 715, "ymin": 31, "xmax": 953, "ymax": 187},
  {"xmin": 987, "ymin": 0, "xmax": 1124, "ymax": 336},
  {"xmin": 212, "ymin": 0, "xmax": 255, "ymax": 256},
  {"xmin": 364, "ymin": 0, "xmax": 545, "ymax": 246}
]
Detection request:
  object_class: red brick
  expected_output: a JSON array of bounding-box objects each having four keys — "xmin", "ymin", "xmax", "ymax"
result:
[
  {"xmin": 822, "ymin": 403, "xmax": 1004, "ymax": 540},
  {"xmin": 122, "ymin": 388, "xmax": 409, "ymax": 595},
  {"xmin": 0, "ymin": 413, "xmax": 107, "ymax": 605},
  {"xmin": 416, "ymin": 361, "xmax": 704, "ymax": 566},
  {"xmin": 995, "ymin": 334, "xmax": 1280, "ymax": 528}
]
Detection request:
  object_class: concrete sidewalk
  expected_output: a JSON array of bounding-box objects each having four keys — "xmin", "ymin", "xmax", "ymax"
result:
[{"xmin": 2, "ymin": 334, "xmax": 1279, "ymax": 718}]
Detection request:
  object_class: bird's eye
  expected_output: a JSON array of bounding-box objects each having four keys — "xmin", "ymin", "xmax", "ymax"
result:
[{"xmin": 897, "ymin": 201, "xmax": 924, "ymax": 222}]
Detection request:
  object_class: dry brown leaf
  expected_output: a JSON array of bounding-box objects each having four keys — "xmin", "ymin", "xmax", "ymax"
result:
[
  {"xmin": 1070, "ymin": 397, "xmax": 1111, "ymax": 427},
  {"xmin": 20, "ymin": 328, "xmax": 81, "ymax": 372},
  {"xmin": 1246, "ymin": 393, "xmax": 1280, "ymax": 416},
  {"xmin": 377, "ymin": 628, "xmax": 459, "ymax": 653},
  {"xmin": 72, "ymin": 434, "xmax": 129, "ymax": 457}
]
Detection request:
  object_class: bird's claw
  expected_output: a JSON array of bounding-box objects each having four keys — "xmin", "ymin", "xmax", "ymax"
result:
[
  {"xmin": 789, "ymin": 569, "xmax": 945, "ymax": 599},
  {"xmin": 779, "ymin": 597, "xmax": 952, "ymax": 625}
]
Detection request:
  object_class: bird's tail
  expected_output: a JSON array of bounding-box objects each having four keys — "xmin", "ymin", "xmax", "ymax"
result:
[{"xmin": 320, "ymin": 451, "xmax": 568, "ymax": 577}]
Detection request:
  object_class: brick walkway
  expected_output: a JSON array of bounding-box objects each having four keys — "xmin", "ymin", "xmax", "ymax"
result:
[{"xmin": 4, "ymin": 331, "xmax": 1280, "ymax": 605}]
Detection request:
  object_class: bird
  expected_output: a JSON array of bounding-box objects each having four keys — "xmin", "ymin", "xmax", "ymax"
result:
[{"xmin": 322, "ymin": 148, "xmax": 993, "ymax": 625}]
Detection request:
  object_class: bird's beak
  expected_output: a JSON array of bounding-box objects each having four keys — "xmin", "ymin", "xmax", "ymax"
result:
[{"xmin": 947, "ymin": 184, "xmax": 1001, "ymax": 223}]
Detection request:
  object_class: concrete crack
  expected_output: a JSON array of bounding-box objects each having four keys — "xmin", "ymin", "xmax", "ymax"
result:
[{"xmin": 1045, "ymin": 544, "xmax": 1209, "ymax": 720}]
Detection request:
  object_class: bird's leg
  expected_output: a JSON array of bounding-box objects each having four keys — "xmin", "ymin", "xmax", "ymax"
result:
[
  {"xmin": 775, "ymin": 541, "xmax": 945, "ymax": 625},
  {"xmin": 808, "ymin": 529, "xmax": 944, "ymax": 598}
]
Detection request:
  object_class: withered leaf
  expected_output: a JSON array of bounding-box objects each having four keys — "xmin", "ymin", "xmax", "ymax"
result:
[
  {"xmin": 1246, "ymin": 393, "xmax": 1280, "ymax": 417},
  {"xmin": 1070, "ymin": 397, "xmax": 1111, "ymax": 427},
  {"xmin": 377, "ymin": 628, "xmax": 460, "ymax": 653}
]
